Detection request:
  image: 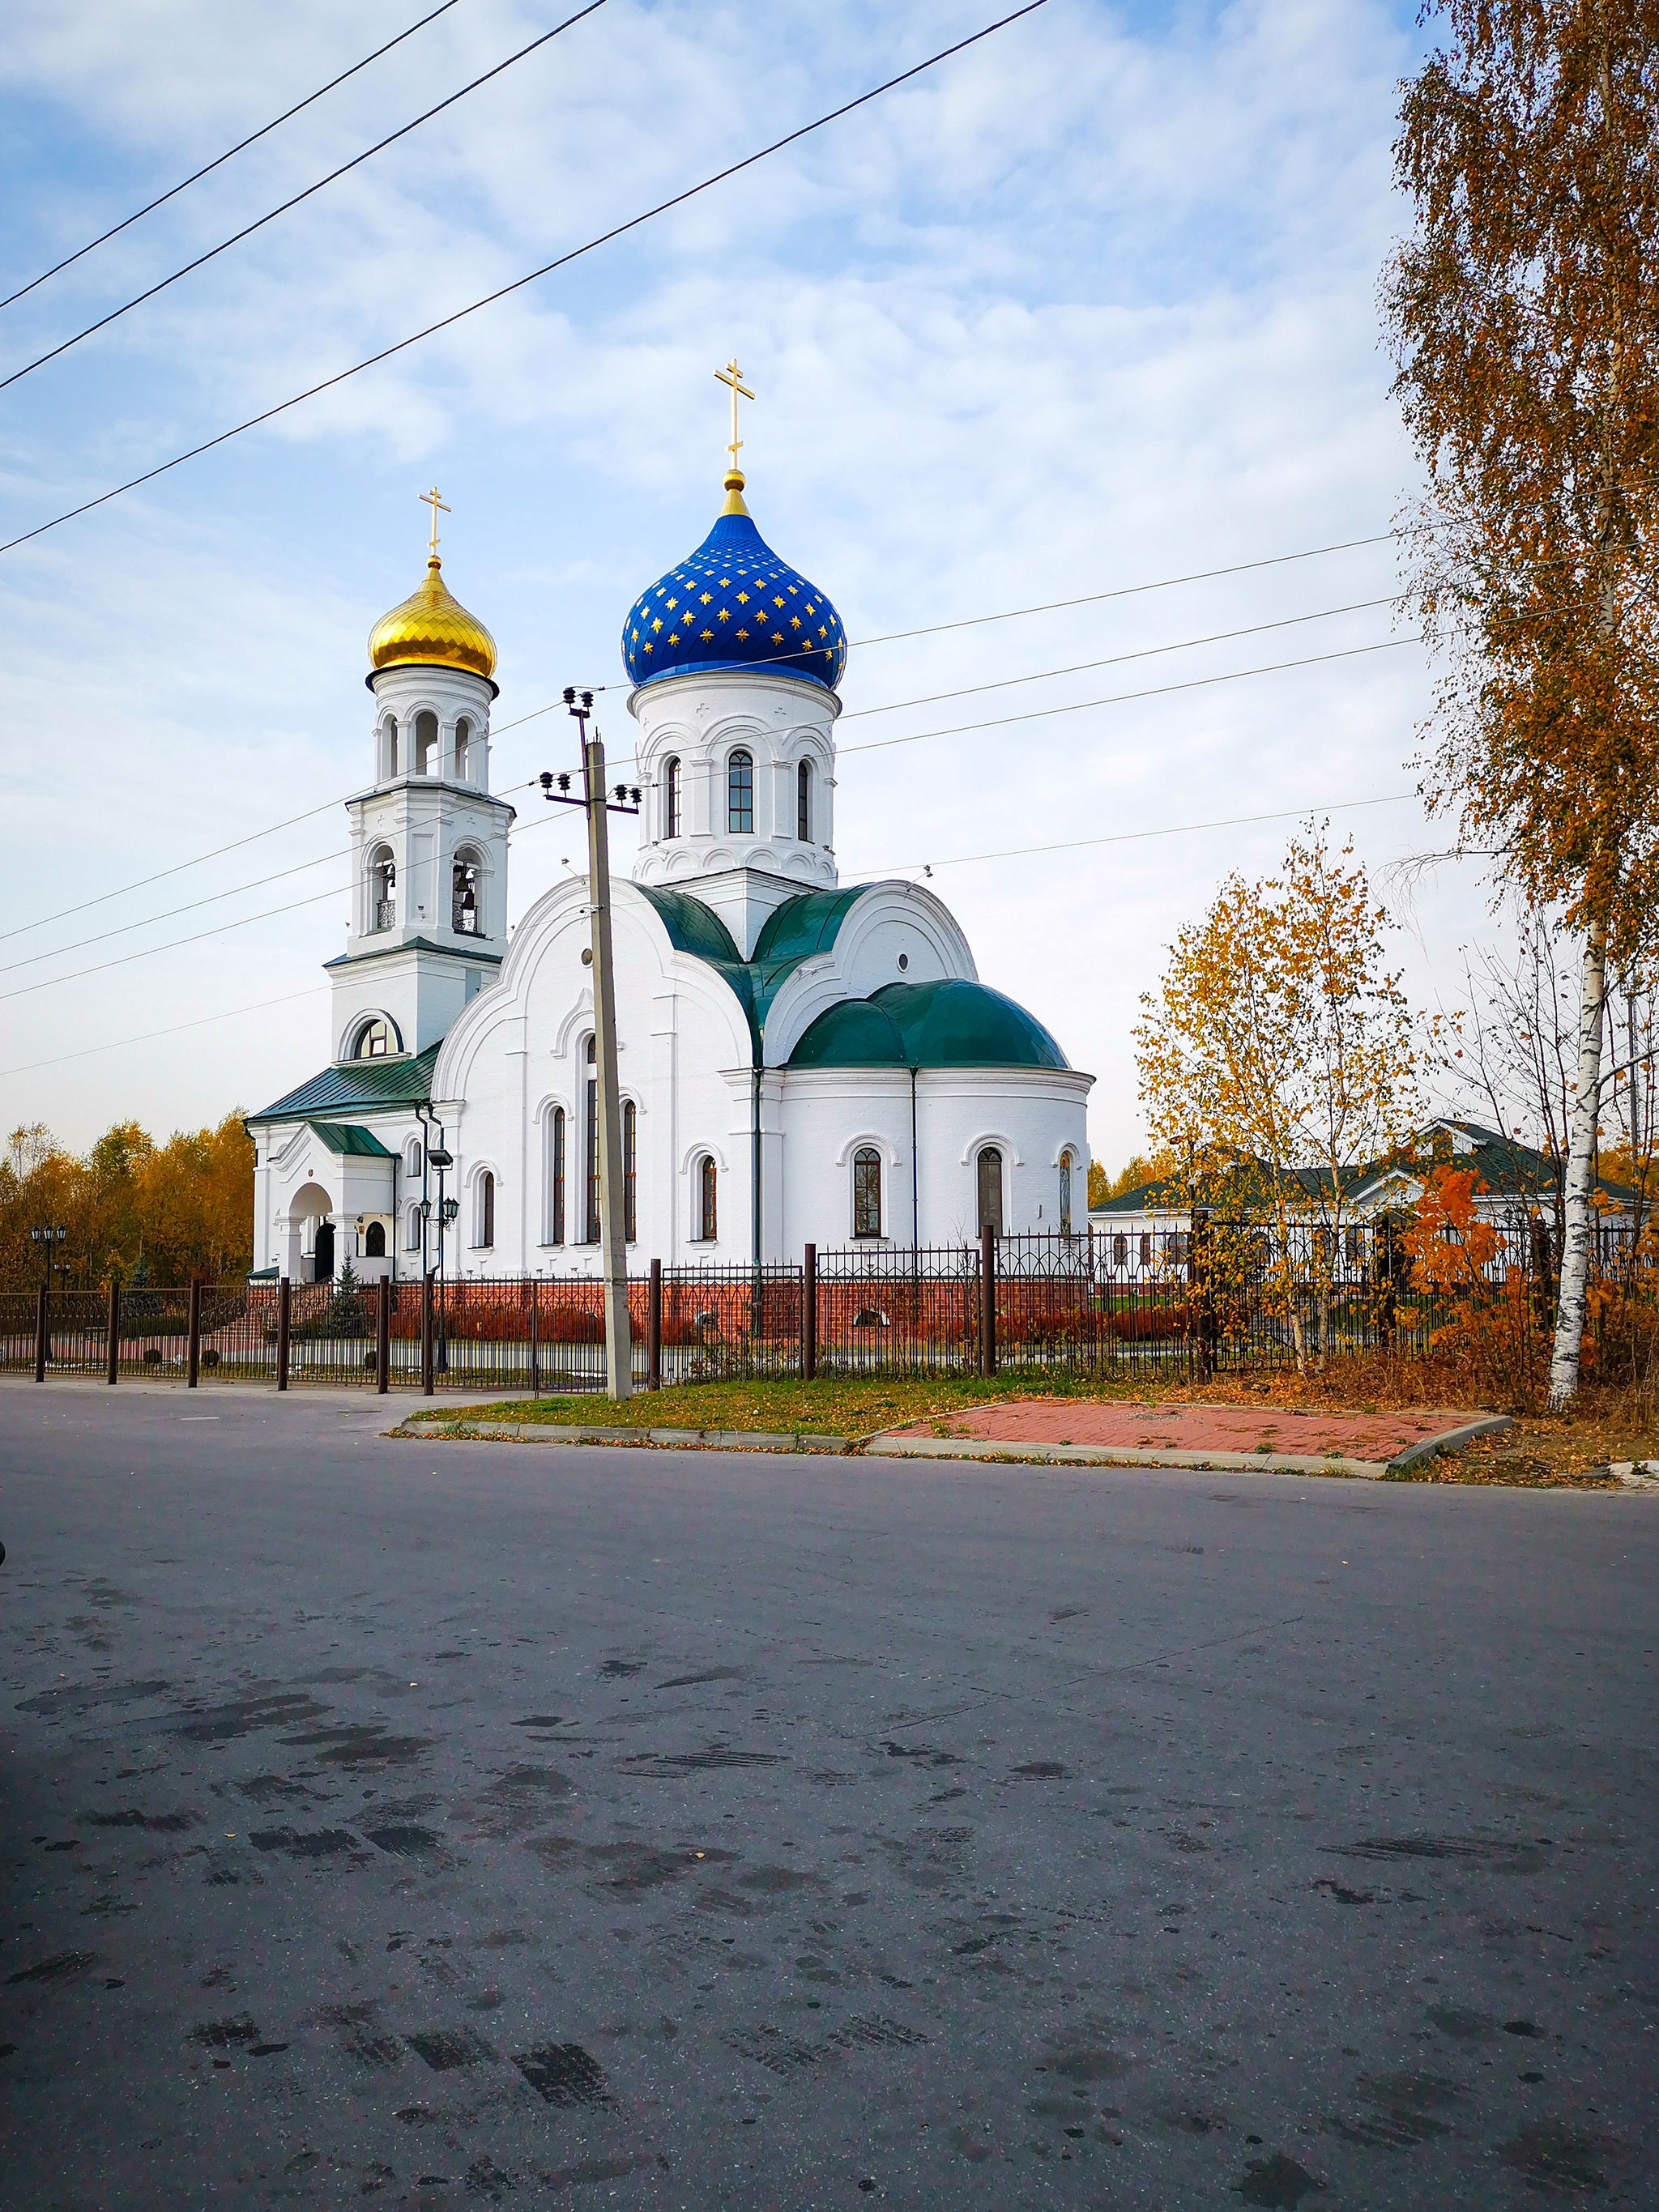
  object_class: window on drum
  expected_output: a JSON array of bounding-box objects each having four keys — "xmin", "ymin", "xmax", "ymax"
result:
[
  {"xmin": 728, "ymin": 749, "xmax": 753, "ymax": 835},
  {"xmin": 797, "ymin": 759, "xmax": 812, "ymax": 842},
  {"xmin": 664, "ymin": 756, "xmax": 681, "ymax": 838}
]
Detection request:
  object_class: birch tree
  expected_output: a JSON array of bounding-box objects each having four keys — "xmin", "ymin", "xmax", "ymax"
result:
[{"xmin": 1384, "ymin": 0, "xmax": 1659, "ymax": 1405}]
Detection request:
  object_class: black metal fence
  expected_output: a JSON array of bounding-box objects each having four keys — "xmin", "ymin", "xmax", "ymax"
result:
[{"xmin": 2, "ymin": 1217, "xmax": 1651, "ymax": 1393}]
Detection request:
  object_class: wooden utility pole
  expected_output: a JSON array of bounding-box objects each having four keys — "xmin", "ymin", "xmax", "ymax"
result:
[
  {"xmin": 583, "ymin": 725, "xmax": 632, "ymax": 1400},
  {"xmin": 542, "ymin": 693, "xmax": 643, "ymax": 1404}
]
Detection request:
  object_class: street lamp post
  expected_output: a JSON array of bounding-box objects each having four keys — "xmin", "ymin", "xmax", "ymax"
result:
[
  {"xmin": 541, "ymin": 690, "xmax": 642, "ymax": 1401},
  {"xmin": 29, "ymin": 1222, "xmax": 68, "ymax": 1367}
]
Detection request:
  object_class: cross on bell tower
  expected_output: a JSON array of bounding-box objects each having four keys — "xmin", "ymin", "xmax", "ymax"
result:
[{"xmin": 421, "ymin": 484, "xmax": 450, "ymax": 560}]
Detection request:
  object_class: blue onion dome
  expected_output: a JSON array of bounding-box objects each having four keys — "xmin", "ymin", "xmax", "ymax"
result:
[{"xmin": 622, "ymin": 471, "xmax": 847, "ymax": 692}]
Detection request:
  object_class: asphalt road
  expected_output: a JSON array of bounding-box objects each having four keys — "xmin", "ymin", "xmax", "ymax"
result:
[{"xmin": 1, "ymin": 1380, "xmax": 1654, "ymax": 2210}]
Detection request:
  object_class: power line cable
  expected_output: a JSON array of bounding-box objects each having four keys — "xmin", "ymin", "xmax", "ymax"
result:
[
  {"xmin": 510, "ymin": 533, "xmax": 1403, "ymax": 706},
  {"xmin": 0, "ymin": 2, "xmax": 610, "ymax": 393},
  {"xmin": 0, "ymin": 845, "xmax": 349, "ymax": 974},
  {"xmin": 838, "ymin": 637, "xmax": 1423, "ymax": 756},
  {"xmin": 852, "ymin": 792, "xmax": 1418, "ymax": 878},
  {"xmin": 0, "ymin": 985, "xmax": 329, "ymax": 1080},
  {"xmin": 0, "ymin": 793, "xmax": 348, "ymax": 947},
  {"xmin": 2, "ymin": 782, "xmax": 1428, "ymax": 1049},
  {"xmin": 0, "ymin": 880, "xmax": 352, "ymax": 1006},
  {"xmin": 0, "ymin": 1, "xmax": 463, "ymax": 315},
  {"xmin": 838, "ymin": 596, "xmax": 1403, "ymax": 721},
  {"xmin": 6, "ymin": 526, "xmax": 1399, "ymax": 948},
  {"xmin": 0, "ymin": 1, "xmax": 1049, "ymax": 556}
]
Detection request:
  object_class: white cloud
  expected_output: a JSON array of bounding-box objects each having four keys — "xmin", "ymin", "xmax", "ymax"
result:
[{"xmin": 0, "ymin": 0, "xmax": 1492, "ymax": 1180}]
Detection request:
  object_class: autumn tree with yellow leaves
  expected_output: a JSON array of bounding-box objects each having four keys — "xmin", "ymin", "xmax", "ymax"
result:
[
  {"xmin": 0, "ymin": 1113, "xmax": 254, "ymax": 1289},
  {"xmin": 1384, "ymin": 0, "xmax": 1659, "ymax": 1404},
  {"xmin": 1134, "ymin": 828, "xmax": 1424, "ymax": 1368}
]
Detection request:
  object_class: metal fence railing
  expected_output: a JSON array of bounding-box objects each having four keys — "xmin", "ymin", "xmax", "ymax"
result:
[{"xmin": 3, "ymin": 1216, "xmax": 1652, "ymax": 1392}]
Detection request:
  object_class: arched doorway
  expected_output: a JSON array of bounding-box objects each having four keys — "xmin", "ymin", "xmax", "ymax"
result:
[{"xmin": 313, "ymin": 1219, "xmax": 336, "ymax": 1281}]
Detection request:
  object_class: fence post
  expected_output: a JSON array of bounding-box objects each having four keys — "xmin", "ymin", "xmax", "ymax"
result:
[
  {"xmin": 34, "ymin": 1281, "xmax": 48, "ymax": 1382},
  {"xmin": 648, "ymin": 1259, "xmax": 663, "ymax": 1390},
  {"xmin": 1192, "ymin": 1208, "xmax": 1215, "ymax": 1381},
  {"xmin": 106, "ymin": 1278, "xmax": 121, "ymax": 1385},
  {"xmin": 421, "ymin": 1272, "xmax": 435, "ymax": 1396},
  {"xmin": 186, "ymin": 1279, "xmax": 202, "ymax": 1387},
  {"xmin": 529, "ymin": 1281, "xmax": 540, "ymax": 1397},
  {"xmin": 376, "ymin": 1275, "xmax": 391, "ymax": 1394},
  {"xmin": 803, "ymin": 1244, "xmax": 817, "ymax": 1381},
  {"xmin": 980, "ymin": 1225, "xmax": 998, "ymax": 1377},
  {"xmin": 276, "ymin": 1276, "xmax": 291, "ymax": 1392}
]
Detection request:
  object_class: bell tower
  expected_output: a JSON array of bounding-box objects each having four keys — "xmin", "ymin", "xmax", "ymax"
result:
[{"xmin": 330, "ymin": 492, "xmax": 515, "ymax": 1060}]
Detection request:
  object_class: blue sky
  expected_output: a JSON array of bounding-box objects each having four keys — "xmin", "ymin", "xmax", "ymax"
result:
[{"xmin": 1, "ymin": 0, "xmax": 1481, "ymax": 1171}]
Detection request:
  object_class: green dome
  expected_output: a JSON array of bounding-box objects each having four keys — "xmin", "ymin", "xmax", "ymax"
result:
[{"xmin": 788, "ymin": 979, "xmax": 1068, "ymax": 1070}]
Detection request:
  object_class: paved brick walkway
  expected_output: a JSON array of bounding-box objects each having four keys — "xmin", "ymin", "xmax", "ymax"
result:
[{"xmin": 885, "ymin": 1399, "xmax": 1484, "ymax": 1464}]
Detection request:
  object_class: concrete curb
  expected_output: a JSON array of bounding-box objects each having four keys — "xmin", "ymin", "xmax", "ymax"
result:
[
  {"xmin": 863, "ymin": 1436, "xmax": 1388, "ymax": 1478},
  {"xmin": 1384, "ymin": 1413, "xmax": 1513, "ymax": 1473},
  {"xmin": 395, "ymin": 1421, "xmax": 851, "ymax": 1453}
]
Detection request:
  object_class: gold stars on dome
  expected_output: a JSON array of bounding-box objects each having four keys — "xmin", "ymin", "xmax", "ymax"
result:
[{"xmin": 367, "ymin": 488, "xmax": 497, "ymax": 682}]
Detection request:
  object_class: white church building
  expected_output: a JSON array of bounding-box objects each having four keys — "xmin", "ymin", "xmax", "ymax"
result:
[{"xmin": 248, "ymin": 442, "xmax": 1093, "ymax": 1282}]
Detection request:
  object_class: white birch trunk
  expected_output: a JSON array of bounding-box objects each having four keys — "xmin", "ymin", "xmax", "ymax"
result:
[{"xmin": 1547, "ymin": 925, "xmax": 1608, "ymax": 1409}]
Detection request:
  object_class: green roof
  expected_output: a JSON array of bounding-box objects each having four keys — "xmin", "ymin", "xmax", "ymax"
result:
[
  {"xmin": 249, "ymin": 1042, "xmax": 441, "ymax": 1122},
  {"xmin": 305, "ymin": 1121, "xmax": 396, "ymax": 1157},
  {"xmin": 636, "ymin": 884, "xmax": 870, "ymax": 1062},
  {"xmin": 788, "ymin": 979, "xmax": 1068, "ymax": 1071}
]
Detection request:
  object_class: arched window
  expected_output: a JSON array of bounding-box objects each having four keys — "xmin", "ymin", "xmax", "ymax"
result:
[
  {"xmin": 584, "ymin": 1036, "xmax": 599, "ymax": 1243},
  {"xmin": 976, "ymin": 1146, "xmax": 1004, "ymax": 1236},
  {"xmin": 1139, "ymin": 1233, "xmax": 1152, "ymax": 1266},
  {"xmin": 624, "ymin": 1100, "xmax": 637, "ymax": 1242},
  {"xmin": 476, "ymin": 1170, "xmax": 496, "ymax": 1250},
  {"xmin": 697, "ymin": 1154, "xmax": 717, "ymax": 1242},
  {"xmin": 369, "ymin": 846, "xmax": 395, "ymax": 931},
  {"xmin": 853, "ymin": 1146, "xmax": 881, "ymax": 1238},
  {"xmin": 406, "ymin": 1136, "xmax": 423, "ymax": 1179},
  {"xmin": 1112, "ymin": 1232, "xmax": 1128, "ymax": 1268},
  {"xmin": 797, "ymin": 759, "xmax": 812, "ymax": 842},
  {"xmin": 383, "ymin": 717, "xmax": 399, "ymax": 779},
  {"xmin": 1059, "ymin": 1150, "xmax": 1073, "ymax": 1237},
  {"xmin": 364, "ymin": 1220, "xmax": 386, "ymax": 1259},
  {"xmin": 727, "ymin": 749, "xmax": 753, "ymax": 834},
  {"xmin": 452, "ymin": 854, "xmax": 481, "ymax": 935},
  {"xmin": 352, "ymin": 1014, "xmax": 399, "ymax": 1059},
  {"xmin": 454, "ymin": 717, "xmax": 471, "ymax": 782},
  {"xmin": 415, "ymin": 709, "xmax": 437, "ymax": 775},
  {"xmin": 664, "ymin": 756, "xmax": 681, "ymax": 838},
  {"xmin": 544, "ymin": 1106, "xmax": 565, "ymax": 1246},
  {"xmin": 406, "ymin": 1204, "xmax": 423, "ymax": 1252}
]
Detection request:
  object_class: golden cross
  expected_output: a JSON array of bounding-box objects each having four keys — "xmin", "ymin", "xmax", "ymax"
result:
[
  {"xmin": 714, "ymin": 357, "xmax": 754, "ymax": 472},
  {"xmin": 420, "ymin": 484, "xmax": 450, "ymax": 558}
]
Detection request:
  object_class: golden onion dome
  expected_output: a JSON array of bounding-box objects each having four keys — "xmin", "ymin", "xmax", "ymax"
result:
[{"xmin": 368, "ymin": 556, "xmax": 497, "ymax": 682}]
